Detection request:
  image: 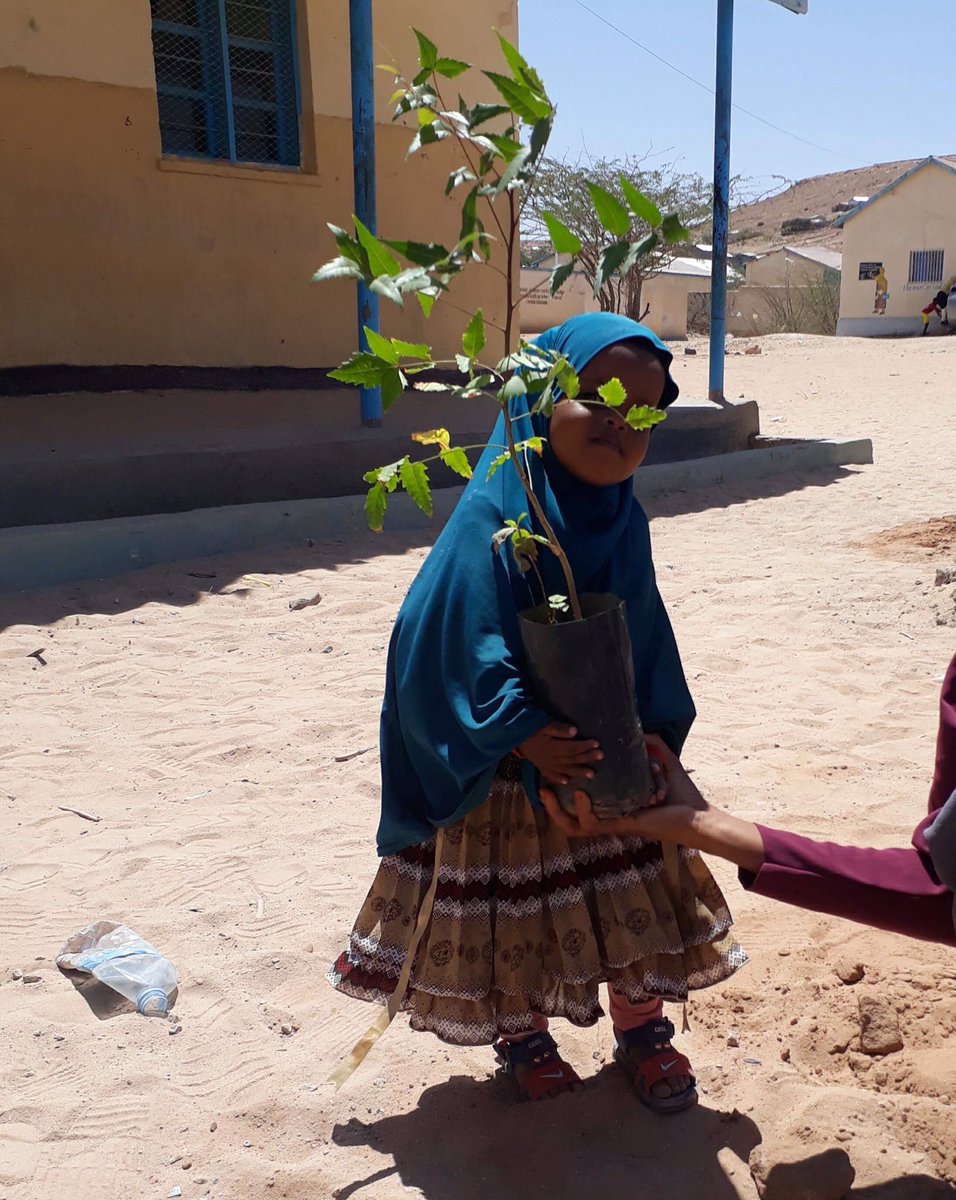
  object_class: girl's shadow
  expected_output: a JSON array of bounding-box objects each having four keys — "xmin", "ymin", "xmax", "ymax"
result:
[{"xmin": 332, "ymin": 1065, "xmax": 761, "ymax": 1200}]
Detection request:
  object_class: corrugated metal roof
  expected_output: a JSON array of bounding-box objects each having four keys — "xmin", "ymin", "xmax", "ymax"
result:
[{"xmin": 785, "ymin": 245, "xmax": 843, "ymax": 270}]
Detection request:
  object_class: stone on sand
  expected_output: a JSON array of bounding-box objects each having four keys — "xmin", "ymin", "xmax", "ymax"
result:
[{"xmin": 750, "ymin": 1141, "xmax": 855, "ymax": 1200}]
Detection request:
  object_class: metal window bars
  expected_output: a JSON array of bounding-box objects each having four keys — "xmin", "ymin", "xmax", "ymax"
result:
[
  {"xmin": 908, "ymin": 249, "xmax": 945, "ymax": 285},
  {"xmin": 150, "ymin": 0, "xmax": 300, "ymax": 167}
]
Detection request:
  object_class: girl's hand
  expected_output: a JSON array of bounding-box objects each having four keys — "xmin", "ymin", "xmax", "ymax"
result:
[{"xmin": 518, "ymin": 722, "xmax": 603, "ymax": 786}]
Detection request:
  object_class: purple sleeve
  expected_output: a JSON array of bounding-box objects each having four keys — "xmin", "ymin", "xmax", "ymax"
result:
[{"xmin": 740, "ymin": 824, "xmax": 956, "ymax": 946}]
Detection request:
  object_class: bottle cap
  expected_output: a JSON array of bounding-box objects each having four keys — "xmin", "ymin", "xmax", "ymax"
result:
[{"xmin": 137, "ymin": 988, "xmax": 169, "ymax": 1016}]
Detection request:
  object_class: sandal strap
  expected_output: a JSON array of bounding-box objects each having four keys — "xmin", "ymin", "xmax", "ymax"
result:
[
  {"xmin": 615, "ymin": 1018, "xmax": 676, "ymax": 1051},
  {"xmin": 636, "ymin": 1049, "xmax": 695, "ymax": 1090},
  {"xmin": 493, "ymin": 1032, "xmax": 559, "ymax": 1068}
]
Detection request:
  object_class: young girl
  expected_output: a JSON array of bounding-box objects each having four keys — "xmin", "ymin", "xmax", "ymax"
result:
[{"xmin": 329, "ymin": 313, "xmax": 746, "ymax": 1113}]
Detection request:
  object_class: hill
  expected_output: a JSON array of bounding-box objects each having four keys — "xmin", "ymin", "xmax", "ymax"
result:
[{"xmin": 729, "ymin": 154, "xmax": 956, "ymax": 256}]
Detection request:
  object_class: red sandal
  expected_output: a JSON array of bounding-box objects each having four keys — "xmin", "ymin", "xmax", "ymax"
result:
[
  {"xmin": 493, "ymin": 1032, "xmax": 582, "ymax": 1102},
  {"xmin": 613, "ymin": 1017, "xmax": 697, "ymax": 1114}
]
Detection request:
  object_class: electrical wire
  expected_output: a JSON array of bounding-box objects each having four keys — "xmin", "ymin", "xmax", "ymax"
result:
[{"xmin": 574, "ymin": 1, "xmax": 869, "ymax": 167}]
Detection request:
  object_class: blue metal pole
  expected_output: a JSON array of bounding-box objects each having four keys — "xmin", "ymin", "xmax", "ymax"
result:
[
  {"xmin": 349, "ymin": 0, "xmax": 382, "ymax": 426},
  {"xmin": 708, "ymin": 0, "xmax": 734, "ymax": 403}
]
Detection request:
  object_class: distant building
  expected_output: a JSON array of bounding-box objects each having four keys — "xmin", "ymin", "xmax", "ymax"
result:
[
  {"xmin": 520, "ymin": 256, "xmax": 711, "ymax": 340},
  {"xmin": 834, "ymin": 156, "xmax": 956, "ymax": 337},
  {"xmin": 746, "ymin": 245, "xmax": 842, "ymax": 289}
]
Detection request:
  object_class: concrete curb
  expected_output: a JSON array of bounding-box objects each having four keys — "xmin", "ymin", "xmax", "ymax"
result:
[{"xmin": 0, "ymin": 437, "xmax": 872, "ymax": 594}]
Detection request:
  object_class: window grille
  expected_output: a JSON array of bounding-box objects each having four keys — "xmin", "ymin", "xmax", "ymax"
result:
[
  {"xmin": 150, "ymin": 0, "xmax": 300, "ymax": 168},
  {"xmin": 908, "ymin": 249, "xmax": 944, "ymax": 284}
]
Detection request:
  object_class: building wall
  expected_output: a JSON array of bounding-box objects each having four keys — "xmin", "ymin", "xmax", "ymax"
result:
[
  {"xmin": 746, "ymin": 250, "xmax": 835, "ymax": 288},
  {"xmin": 520, "ymin": 267, "xmax": 708, "ymax": 341},
  {"xmin": 0, "ymin": 1, "xmax": 517, "ymax": 369},
  {"xmin": 837, "ymin": 162, "xmax": 956, "ymax": 337}
]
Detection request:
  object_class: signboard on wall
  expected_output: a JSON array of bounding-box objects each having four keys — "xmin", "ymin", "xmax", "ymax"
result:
[
  {"xmin": 859, "ymin": 262, "xmax": 883, "ymax": 281},
  {"xmin": 768, "ymin": 0, "xmax": 808, "ymax": 11}
]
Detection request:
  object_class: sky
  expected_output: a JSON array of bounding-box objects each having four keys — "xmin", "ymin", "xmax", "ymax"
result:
[{"xmin": 518, "ymin": 0, "xmax": 956, "ymax": 195}]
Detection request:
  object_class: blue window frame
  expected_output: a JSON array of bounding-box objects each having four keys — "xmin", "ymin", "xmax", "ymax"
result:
[{"xmin": 150, "ymin": 0, "xmax": 301, "ymax": 168}]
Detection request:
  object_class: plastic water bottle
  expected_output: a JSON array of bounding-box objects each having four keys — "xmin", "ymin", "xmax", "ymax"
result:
[{"xmin": 57, "ymin": 922, "xmax": 178, "ymax": 1016}]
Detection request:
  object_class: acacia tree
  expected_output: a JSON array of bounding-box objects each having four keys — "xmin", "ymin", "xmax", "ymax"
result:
[{"xmin": 524, "ymin": 155, "xmax": 711, "ymax": 320}]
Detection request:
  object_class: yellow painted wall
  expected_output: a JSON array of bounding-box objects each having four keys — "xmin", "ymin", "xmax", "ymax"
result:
[
  {"xmin": 0, "ymin": 1, "xmax": 517, "ymax": 368},
  {"xmin": 837, "ymin": 161, "xmax": 956, "ymax": 336},
  {"xmin": 520, "ymin": 266, "xmax": 708, "ymax": 340}
]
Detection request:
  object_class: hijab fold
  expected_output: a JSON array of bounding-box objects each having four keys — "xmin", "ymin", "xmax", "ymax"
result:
[{"xmin": 377, "ymin": 314, "xmax": 695, "ymax": 855}]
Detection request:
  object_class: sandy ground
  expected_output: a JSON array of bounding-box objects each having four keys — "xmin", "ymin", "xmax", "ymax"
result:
[{"xmin": 2, "ymin": 333, "xmax": 956, "ymax": 1200}]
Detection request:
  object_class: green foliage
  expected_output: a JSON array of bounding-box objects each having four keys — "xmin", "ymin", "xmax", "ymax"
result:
[
  {"xmin": 462, "ymin": 310, "xmax": 486, "ymax": 360},
  {"xmin": 597, "ymin": 378, "xmax": 627, "ymax": 407},
  {"xmin": 586, "ymin": 181, "xmax": 630, "ymax": 238},
  {"xmin": 312, "ymin": 30, "xmax": 689, "ymax": 606},
  {"xmin": 540, "ymin": 212, "xmax": 581, "ymax": 256}
]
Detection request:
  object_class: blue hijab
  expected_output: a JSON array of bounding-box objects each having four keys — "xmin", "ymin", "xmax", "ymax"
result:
[{"xmin": 376, "ymin": 313, "xmax": 695, "ymax": 854}]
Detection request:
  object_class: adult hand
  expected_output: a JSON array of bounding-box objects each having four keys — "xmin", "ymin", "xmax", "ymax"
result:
[
  {"xmin": 538, "ymin": 733, "xmax": 709, "ymax": 840},
  {"xmin": 518, "ymin": 722, "xmax": 603, "ymax": 786}
]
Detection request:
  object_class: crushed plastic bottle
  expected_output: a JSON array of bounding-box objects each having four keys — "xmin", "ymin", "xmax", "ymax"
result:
[{"xmin": 57, "ymin": 920, "xmax": 178, "ymax": 1016}]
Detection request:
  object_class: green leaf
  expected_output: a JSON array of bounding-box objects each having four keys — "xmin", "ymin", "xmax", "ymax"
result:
[
  {"xmin": 365, "ymin": 485, "xmax": 388, "ymax": 533},
  {"xmin": 413, "ymin": 29, "xmax": 438, "ymax": 73},
  {"xmin": 556, "ymin": 360, "xmax": 580, "ymax": 399},
  {"xmin": 514, "ymin": 436, "xmax": 544, "ymax": 456},
  {"xmin": 434, "ymin": 56, "xmax": 470, "ymax": 78},
  {"xmin": 329, "ymin": 351, "xmax": 393, "ymax": 388},
  {"xmin": 412, "ymin": 380, "xmax": 452, "ymax": 392},
  {"xmin": 445, "ymin": 167, "xmax": 476, "ymax": 196},
  {"xmin": 528, "ymin": 113, "xmax": 552, "ymax": 166},
  {"xmin": 483, "ymin": 71, "xmax": 551, "ymax": 122},
  {"xmin": 364, "ymin": 327, "xmax": 399, "ymax": 364},
  {"xmin": 486, "ymin": 450, "xmax": 511, "ymax": 480},
  {"xmin": 487, "ymin": 133, "xmax": 522, "ymax": 163},
  {"xmin": 494, "ymin": 145, "xmax": 532, "ymax": 194},
  {"xmin": 495, "ymin": 31, "xmax": 546, "ymax": 94},
  {"xmin": 586, "ymin": 181, "xmax": 630, "ymax": 238},
  {"xmin": 625, "ymin": 406, "xmax": 668, "ymax": 432},
  {"xmin": 594, "ymin": 241, "xmax": 631, "ymax": 296},
  {"xmin": 623, "ymin": 233, "xmax": 659, "ymax": 273},
  {"xmin": 440, "ymin": 447, "xmax": 473, "ymax": 479},
  {"xmin": 455, "ymin": 353, "xmax": 472, "ymax": 375},
  {"xmin": 462, "ymin": 373, "xmax": 494, "ymax": 397},
  {"xmin": 393, "ymin": 266, "xmax": 435, "ymax": 294},
  {"xmin": 619, "ymin": 177, "xmax": 662, "ymax": 228},
  {"xmin": 661, "ymin": 212, "xmax": 690, "ymax": 245},
  {"xmin": 541, "ymin": 212, "xmax": 582, "ymax": 256},
  {"xmin": 501, "ymin": 375, "xmax": 527, "ymax": 400},
  {"xmin": 462, "ymin": 309, "xmax": 486, "ymax": 359},
  {"xmin": 369, "ymin": 275, "xmax": 404, "ymax": 306},
  {"xmin": 459, "ymin": 185, "xmax": 479, "ymax": 242},
  {"xmin": 400, "ymin": 458, "xmax": 433, "ymax": 517},
  {"xmin": 390, "ymin": 337, "xmax": 432, "ymax": 360},
  {"xmin": 328, "ymin": 223, "xmax": 369, "ymax": 270},
  {"xmin": 354, "ymin": 217, "xmax": 401, "ymax": 277},
  {"xmin": 549, "ymin": 260, "xmax": 575, "ymax": 297},
  {"xmin": 312, "ymin": 257, "xmax": 364, "ymax": 283},
  {"xmin": 380, "ymin": 367, "xmax": 406, "ymax": 411},
  {"xmin": 467, "ymin": 102, "xmax": 511, "ymax": 129},
  {"xmin": 597, "ymin": 378, "xmax": 627, "ymax": 408},
  {"xmin": 417, "ymin": 292, "xmax": 437, "ymax": 318}
]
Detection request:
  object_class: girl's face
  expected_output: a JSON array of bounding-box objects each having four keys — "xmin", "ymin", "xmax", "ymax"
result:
[{"xmin": 548, "ymin": 342, "xmax": 667, "ymax": 487}]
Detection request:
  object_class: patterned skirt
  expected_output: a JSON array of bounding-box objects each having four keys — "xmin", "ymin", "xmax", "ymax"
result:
[{"xmin": 328, "ymin": 769, "xmax": 748, "ymax": 1046}]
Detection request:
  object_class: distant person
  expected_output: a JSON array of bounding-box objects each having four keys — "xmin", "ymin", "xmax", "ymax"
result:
[
  {"xmin": 328, "ymin": 314, "xmax": 746, "ymax": 1114},
  {"xmin": 541, "ymin": 653, "xmax": 956, "ymax": 947},
  {"xmin": 920, "ymin": 291, "xmax": 948, "ymax": 335}
]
